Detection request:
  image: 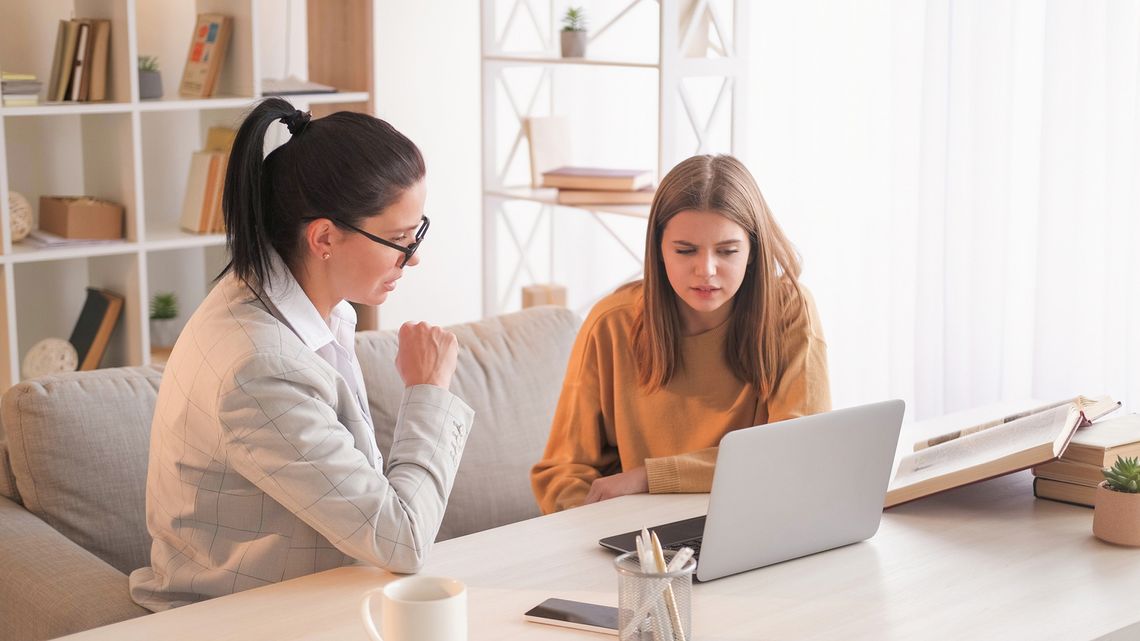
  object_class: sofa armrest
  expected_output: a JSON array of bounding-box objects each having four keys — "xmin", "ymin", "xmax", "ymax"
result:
[{"xmin": 0, "ymin": 495, "xmax": 150, "ymax": 641}]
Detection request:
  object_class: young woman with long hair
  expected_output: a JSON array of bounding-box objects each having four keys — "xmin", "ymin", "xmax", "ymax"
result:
[
  {"xmin": 130, "ymin": 98, "xmax": 474, "ymax": 609},
  {"xmin": 531, "ymin": 154, "xmax": 830, "ymax": 513}
]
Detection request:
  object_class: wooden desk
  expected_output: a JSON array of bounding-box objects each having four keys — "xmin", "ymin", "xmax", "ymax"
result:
[{"xmin": 60, "ymin": 472, "xmax": 1140, "ymax": 640}]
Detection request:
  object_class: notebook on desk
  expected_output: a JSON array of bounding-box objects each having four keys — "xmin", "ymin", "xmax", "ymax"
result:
[{"xmin": 599, "ymin": 400, "xmax": 905, "ymax": 582}]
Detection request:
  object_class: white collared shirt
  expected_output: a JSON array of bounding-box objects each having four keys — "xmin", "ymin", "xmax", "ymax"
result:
[{"xmin": 262, "ymin": 254, "xmax": 378, "ymax": 464}]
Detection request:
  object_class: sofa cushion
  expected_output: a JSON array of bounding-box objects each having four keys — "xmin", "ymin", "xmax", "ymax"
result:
[
  {"xmin": 1, "ymin": 366, "xmax": 161, "ymax": 575},
  {"xmin": 356, "ymin": 306, "xmax": 579, "ymax": 541},
  {"xmin": 0, "ymin": 427, "xmax": 18, "ymax": 504}
]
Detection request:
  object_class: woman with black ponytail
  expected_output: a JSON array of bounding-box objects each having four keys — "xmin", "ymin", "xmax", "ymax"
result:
[{"xmin": 129, "ymin": 98, "xmax": 474, "ymax": 610}]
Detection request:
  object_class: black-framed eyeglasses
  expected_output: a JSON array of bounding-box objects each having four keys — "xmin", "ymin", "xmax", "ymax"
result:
[{"xmin": 304, "ymin": 215, "xmax": 430, "ymax": 267}]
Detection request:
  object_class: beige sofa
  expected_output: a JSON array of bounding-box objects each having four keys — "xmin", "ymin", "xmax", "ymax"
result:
[{"xmin": 0, "ymin": 306, "xmax": 578, "ymax": 641}]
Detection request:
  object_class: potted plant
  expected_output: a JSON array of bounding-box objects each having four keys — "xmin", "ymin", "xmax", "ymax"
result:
[
  {"xmin": 138, "ymin": 55, "xmax": 163, "ymax": 100},
  {"xmin": 560, "ymin": 7, "xmax": 588, "ymax": 58},
  {"xmin": 1092, "ymin": 456, "xmax": 1140, "ymax": 547},
  {"xmin": 149, "ymin": 292, "xmax": 180, "ymax": 348}
]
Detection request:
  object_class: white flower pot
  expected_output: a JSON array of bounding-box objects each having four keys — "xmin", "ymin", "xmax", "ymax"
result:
[
  {"xmin": 561, "ymin": 31, "xmax": 587, "ymax": 58},
  {"xmin": 150, "ymin": 318, "xmax": 180, "ymax": 349}
]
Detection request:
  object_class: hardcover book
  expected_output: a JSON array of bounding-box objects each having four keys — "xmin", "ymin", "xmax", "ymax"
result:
[
  {"xmin": 68, "ymin": 287, "xmax": 124, "ymax": 371},
  {"xmin": 885, "ymin": 396, "xmax": 1120, "ymax": 508},
  {"xmin": 179, "ymin": 14, "xmax": 232, "ymax": 98}
]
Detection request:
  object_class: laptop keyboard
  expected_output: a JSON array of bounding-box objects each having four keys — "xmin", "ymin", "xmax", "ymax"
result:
[{"xmin": 662, "ymin": 537, "xmax": 703, "ymax": 561}]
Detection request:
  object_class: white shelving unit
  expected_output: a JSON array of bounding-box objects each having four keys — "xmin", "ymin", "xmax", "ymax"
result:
[
  {"xmin": 480, "ymin": 0, "xmax": 748, "ymax": 317},
  {"xmin": 0, "ymin": 0, "xmax": 375, "ymax": 389}
]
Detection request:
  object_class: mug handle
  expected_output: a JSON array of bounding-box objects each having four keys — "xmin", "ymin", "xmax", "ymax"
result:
[{"xmin": 360, "ymin": 587, "xmax": 386, "ymax": 641}]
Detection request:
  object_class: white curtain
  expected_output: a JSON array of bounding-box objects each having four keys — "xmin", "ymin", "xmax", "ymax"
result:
[{"xmin": 748, "ymin": 0, "xmax": 1140, "ymax": 419}]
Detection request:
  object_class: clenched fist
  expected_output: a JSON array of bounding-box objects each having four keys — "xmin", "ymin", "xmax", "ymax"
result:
[{"xmin": 395, "ymin": 321, "xmax": 458, "ymax": 389}]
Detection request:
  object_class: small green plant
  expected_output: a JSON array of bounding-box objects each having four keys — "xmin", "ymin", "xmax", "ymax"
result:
[
  {"xmin": 138, "ymin": 55, "xmax": 160, "ymax": 72},
  {"xmin": 1103, "ymin": 456, "xmax": 1140, "ymax": 493},
  {"xmin": 562, "ymin": 6, "xmax": 587, "ymax": 32},
  {"xmin": 149, "ymin": 292, "xmax": 178, "ymax": 321}
]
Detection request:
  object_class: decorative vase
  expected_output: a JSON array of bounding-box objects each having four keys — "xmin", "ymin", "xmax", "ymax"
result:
[
  {"xmin": 139, "ymin": 70, "xmax": 163, "ymax": 100},
  {"xmin": 150, "ymin": 318, "xmax": 180, "ymax": 349},
  {"xmin": 560, "ymin": 30, "xmax": 587, "ymax": 58},
  {"xmin": 1092, "ymin": 482, "xmax": 1140, "ymax": 547},
  {"xmin": 22, "ymin": 338, "xmax": 78, "ymax": 379}
]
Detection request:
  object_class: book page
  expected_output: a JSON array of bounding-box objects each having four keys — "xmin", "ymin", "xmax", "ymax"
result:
[{"xmin": 892, "ymin": 404, "xmax": 1077, "ymax": 490}]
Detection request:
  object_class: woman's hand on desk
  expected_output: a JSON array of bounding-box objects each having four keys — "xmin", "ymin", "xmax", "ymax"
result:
[
  {"xmin": 583, "ymin": 467, "xmax": 649, "ymax": 505},
  {"xmin": 396, "ymin": 321, "xmax": 458, "ymax": 389}
]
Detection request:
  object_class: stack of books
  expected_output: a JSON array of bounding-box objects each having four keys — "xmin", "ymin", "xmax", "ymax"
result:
[
  {"xmin": 179, "ymin": 127, "xmax": 236, "ymax": 234},
  {"xmin": 1032, "ymin": 414, "xmax": 1140, "ymax": 507},
  {"xmin": 1, "ymin": 72, "xmax": 43, "ymax": 107},
  {"xmin": 541, "ymin": 166, "xmax": 655, "ymax": 206},
  {"xmin": 47, "ymin": 18, "xmax": 111, "ymax": 102}
]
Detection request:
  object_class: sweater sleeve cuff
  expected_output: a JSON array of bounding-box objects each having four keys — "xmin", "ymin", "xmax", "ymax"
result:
[{"xmin": 645, "ymin": 456, "xmax": 681, "ymax": 494}]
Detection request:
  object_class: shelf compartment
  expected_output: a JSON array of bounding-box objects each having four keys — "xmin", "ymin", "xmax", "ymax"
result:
[
  {"xmin": 143, "ymin": 245, "xmax": 226, "ymax": 363},
  {"xmin": 3, "ymin": 111, "xmax": 139, "ymax": 246},
  {"xmin": 135, "ymin": 0, "xmax": 255, "ymax": 103},
  {"xmin": 12, "ymin": 253, "xmax": 142, "ymax": 382}
]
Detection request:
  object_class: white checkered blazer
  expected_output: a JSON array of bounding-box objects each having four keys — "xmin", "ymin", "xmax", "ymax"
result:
[{"xmin": 129, "ymin": 274, "xmax": 474, "ymax": 611}]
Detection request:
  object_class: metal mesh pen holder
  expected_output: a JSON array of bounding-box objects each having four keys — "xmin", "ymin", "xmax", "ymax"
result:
[{"xmin": 614, "ymin": 550, "xmax": 696, "ymax": 641}]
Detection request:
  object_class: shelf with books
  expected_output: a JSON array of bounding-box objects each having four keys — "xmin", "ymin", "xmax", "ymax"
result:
[
  {"xmin": 134, "ymin": 0, "xmax": 255, "ymax": 105},
  {"xmin": 480, "ymin": 0, "xmax": 748, "ymax": 316},
  {"xmin": 9, "ymin": 253, "xmax": 141, "ymax": 384},
  {"xmin": 0, "ymin": 0, "xmax": 377, "ymax": 388}
]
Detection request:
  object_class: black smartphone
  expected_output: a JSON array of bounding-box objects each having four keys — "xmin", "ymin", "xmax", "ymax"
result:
[{"xmin": 524, "ymin": 597, "xmax": 619, "ymax": 635}]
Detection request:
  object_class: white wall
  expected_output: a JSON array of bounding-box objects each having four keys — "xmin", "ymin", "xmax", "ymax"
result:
[
  {"xmin": 371, "ymin": 1, "xmax": 483, "ymax": 330},
  {"xmin": 257, "ymin": 0, "xmax": 482, "ymax": 330}
]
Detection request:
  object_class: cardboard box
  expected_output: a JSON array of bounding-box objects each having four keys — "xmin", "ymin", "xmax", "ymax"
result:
[
  {"xmin": 522, "ymin": 283, "xmax": 568, "ymax": 308},
  {"xmin": 39, "ymin": 196, "xmax": 124, "ymax": 240}
]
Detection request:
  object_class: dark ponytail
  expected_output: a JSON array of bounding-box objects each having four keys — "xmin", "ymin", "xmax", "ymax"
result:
[{"xmin": 221, "ymin": 97, "xmax": 425, "ymax": 292}]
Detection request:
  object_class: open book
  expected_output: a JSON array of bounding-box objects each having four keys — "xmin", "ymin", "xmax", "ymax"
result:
[{"xmin": 885, "ymin": 396, "xmax": 1120, "ymax": 508}]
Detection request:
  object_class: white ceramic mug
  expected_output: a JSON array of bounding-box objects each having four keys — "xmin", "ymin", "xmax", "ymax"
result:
[{"xmin": 361, "ymin": 576, "xmax": 467, "ymax": 641}]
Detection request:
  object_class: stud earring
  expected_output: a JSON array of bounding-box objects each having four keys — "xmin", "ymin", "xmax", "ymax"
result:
[{"xmin": 322, "ymin": 253, "xmax": 330, "ymax": 260}]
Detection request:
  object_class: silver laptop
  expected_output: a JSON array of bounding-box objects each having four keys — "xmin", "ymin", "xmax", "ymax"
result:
[{"xmin": 599, "ymin": 399, "xmax": 905, "ymax": 582}]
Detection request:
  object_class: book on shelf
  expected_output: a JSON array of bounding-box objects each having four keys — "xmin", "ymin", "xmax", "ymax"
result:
[
  {"xmin": 885, "ymin": 395, "xmax": 1121, "ymax": 508},
  {"xmin": 179, "ymin": 151, "xmax": 226, "ymax": 234},
  {"xmin": 77, "ymin": 19, "xmax": 111, "ymax": 101},
  {"xmin": 1033, "ymin": 477, "xmax": 1097, "ymax": 508},
  {"xmin": 67, "ymin": 21, "xmax": 90, "ymax": 101},
  {"xmin": 556, "ymin": 186, "xmax": 655, "ymax": 205},
  {"xmin": 1, "ymin": 72, "xmax": 43, "ymax": 106},
  {"xmin": 178, "ymin": 126, "xmax": 235, "ymax": 234},
  {"xmin": 44, "ymin": 18, "xmax": 110, "ymax": 103},
  {"xmin": 179, "ymin": 14, "xmax": 233, "ymax": 98},
  {"xmin": 68, "ymin": 287, "xmax": 124, "ymax": 371},
  {"xmin": 48, "ymin": 19, "xmax": 79, "ymax": 101},
  {"xmin": 524, "ymin": 116, "xmax": 571, "ymax": 188},
  {"xmin": 541, "ymin": 166, "xmax": 654, "ymax": 192}
]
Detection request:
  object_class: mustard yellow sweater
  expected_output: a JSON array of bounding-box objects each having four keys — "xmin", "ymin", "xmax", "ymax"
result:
[{"xmin": 531, "ymin": 281, "xmax": 831, "ymax": 514}]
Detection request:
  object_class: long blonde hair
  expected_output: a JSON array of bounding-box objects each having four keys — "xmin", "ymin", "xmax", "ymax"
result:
[{"xmin": 632, "ymin": 154, "xmax": 804, "ymax": 393}]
